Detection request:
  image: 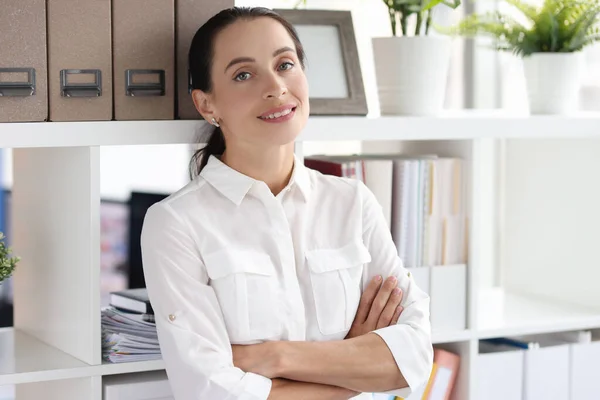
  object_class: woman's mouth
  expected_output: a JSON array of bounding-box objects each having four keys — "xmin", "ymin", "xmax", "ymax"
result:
[{"xmin": 258, "ymin": 106, "xmax": 297, "ymax": 123}]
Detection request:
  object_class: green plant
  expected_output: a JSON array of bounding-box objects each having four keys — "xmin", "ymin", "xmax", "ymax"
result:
[
  {"xmin": 443, "ymin": 0, "xmax": 600, "ymax": 56},
  {"xmin": 0, "ymin": 232, "xmax": 20, "ymax": 283},
  {"xmin": 293, "ymin": 0, "xmax": 461, "ymax": 36},
  {"xmin": 382, "ymin": 0, "xmax": 462, "ymax": 36}
]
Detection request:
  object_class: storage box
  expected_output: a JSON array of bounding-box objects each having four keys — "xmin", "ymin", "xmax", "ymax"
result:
[
  {"xmin": 475, "ymin": 341, "xmax": 524, "ymax": 400},
  {"xmin": 522, "ymin": 339, "xmax": 570, "ymax": 400},
  {"xmin": 103, "ymin": 370, "xmax": 173, "ymax": 400}
]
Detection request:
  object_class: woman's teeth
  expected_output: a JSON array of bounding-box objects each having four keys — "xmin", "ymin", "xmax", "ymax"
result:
[{"xmin": 262, "ymin": 108, "xmax": 292, "ymax": 119}]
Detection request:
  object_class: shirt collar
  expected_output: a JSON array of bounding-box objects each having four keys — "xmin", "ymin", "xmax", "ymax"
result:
[{"xmin": 200, "ymin": 154, "xmax": 311, "ymax": 206}]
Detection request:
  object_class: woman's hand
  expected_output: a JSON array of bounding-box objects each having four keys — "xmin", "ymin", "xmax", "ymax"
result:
[
  {"xmin": 345, "ymin": 275, "xmax": 403, "ymax": 339},
  {"xmin": 232, "ymin": 341, "xmax": 282, "ymax": 378}
]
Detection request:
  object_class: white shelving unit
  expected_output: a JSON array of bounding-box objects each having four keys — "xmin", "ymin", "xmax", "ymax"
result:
[{"xmin": 3, "ymin": 111, "xmax": 600, "ymax": 399}]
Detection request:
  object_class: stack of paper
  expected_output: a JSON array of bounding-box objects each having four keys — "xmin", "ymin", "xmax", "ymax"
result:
[{"xmin": 101, "ymin": 307, "xmax": 162, "ymax": 363}]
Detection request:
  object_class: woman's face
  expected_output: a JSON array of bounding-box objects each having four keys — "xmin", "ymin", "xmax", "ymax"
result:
[{"xmin": 198, "ymin": 17, "xmax": 309, "ymax": 150}]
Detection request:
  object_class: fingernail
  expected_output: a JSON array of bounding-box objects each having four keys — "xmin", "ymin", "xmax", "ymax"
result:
[
  {"xmin": 390, "ymin": 276, "xmax": 397, "ymax": 283},
  {"xmin": 375, "ymin": 275, "xmax": 382, "ymax": 282},
  {"xmin": 398, "ymin": 306, "xmax": 403, "ymax": 312},
  {"xmin": 393, "ymin": 288, "xmax": 401, "ymax": 295}
]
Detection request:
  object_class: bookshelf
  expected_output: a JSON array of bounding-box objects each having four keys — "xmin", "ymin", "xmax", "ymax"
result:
[{"xmin": 3, "ymin": 111, "xmax": 600, "ymax": 399}]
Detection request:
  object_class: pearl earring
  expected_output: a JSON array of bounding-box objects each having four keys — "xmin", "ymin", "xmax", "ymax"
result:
[{"xmin": 211, "ymin": 117, "xmax": 220, "ymax": 128}]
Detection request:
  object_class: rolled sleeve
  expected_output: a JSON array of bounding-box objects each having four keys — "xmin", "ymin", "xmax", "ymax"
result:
[
  {"xmin": 141, "ymin": 202, "xmax": 272, "ymax": 400},
  {"xmin": 359, "ymin": 181, "xmax": 434, "ymax": 397}
]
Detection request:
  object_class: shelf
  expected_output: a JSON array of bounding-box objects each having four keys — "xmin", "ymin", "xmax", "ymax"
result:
[
  {"xmin": 99, "ymin": 359, "xmax": 165, "ymax": 376},
  {"xmin": 3, "ymin": 110, "xmax": 600, "ymax": 148},
  {"xmin": 0, "ymin": 328, "xmax": 89, "ymax": 385},
  {"xmin": 432, "ymin": 329, "xmax": 473, "ymax": 343},
  {"xmin": 0, "ymin": 328, "xmax": 164, "ymax": 385},
  {"xmin": 0, "ymin": 120, "xmax": 201, "ymax": 148},
  {"xmin": 476, "ymin": 291, "xmax": 600, "ymax": 339}
]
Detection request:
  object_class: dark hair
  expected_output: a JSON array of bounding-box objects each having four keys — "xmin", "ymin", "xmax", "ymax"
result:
[{"xmin": 188, "ymin": 6, "xmax": 306, "ymax": 179}]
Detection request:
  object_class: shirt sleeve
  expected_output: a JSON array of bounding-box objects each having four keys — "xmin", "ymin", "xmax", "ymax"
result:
[
  {"xmin": 358, "ymin": 181, "xmax": 434, "ymax": 398},
  {"xmin": 140, "ymin": 202, "xmax": 272, "ymax": 400}
]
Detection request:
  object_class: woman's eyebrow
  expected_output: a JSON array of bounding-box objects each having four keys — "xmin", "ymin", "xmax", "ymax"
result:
[
  {"xmin": 272, "ymin": 46, "xmax": 295, "ymax": 57},
  {"xmin": 224, "ymin": 46, "xmax": 295, "ymax": 72}
]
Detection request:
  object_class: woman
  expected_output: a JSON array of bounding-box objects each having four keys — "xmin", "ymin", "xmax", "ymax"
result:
[{"xmin": 140, "ymin": 6, "xmax": 433, "ymax": 400}]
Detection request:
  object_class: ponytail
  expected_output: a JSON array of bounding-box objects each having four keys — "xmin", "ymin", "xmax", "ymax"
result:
[{"xmin": 189, "ymin": 126, "xmax": 226, "ymax": 179}]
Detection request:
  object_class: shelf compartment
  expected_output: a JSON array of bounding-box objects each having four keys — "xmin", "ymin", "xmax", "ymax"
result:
[
  {"xmin": 0, "ymin": 328, "xmax": 165, "ymax": 386},
  {"xmin": 0, "ymin": 328, "xmax": 89, "ymax": 385},
  {"xmin": 476, "ymin": 290, "xmax": 600, "ymax": 339}
]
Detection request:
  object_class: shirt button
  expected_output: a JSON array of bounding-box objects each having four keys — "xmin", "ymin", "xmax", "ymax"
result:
[{"xmin": 168, "ymin": 314, "xmax": 176, "ymax": 322}]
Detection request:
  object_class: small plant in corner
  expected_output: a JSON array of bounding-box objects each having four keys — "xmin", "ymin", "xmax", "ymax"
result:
[
  {"xmin": 442, "ymin": 0, "xmax": 600, "ymax": 56},
  {"xmin": 0, "ymin": 232, "xmax": 20, "ymax": 283},
  {"xmin": 441, "ymin": 0, "xmax": 600, "ymax": 114}
]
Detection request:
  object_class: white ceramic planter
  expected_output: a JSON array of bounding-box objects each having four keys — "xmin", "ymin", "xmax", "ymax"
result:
[
  {"xmin": 523, "ymin": 52, "xmax": 584, "ymax": 115},
  {"xmin": 372, "ymin": 36, "xmax": 452, "ymax": 116}
]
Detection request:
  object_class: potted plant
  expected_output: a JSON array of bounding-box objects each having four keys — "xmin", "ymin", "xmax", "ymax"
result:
[
  {"xmin": 444, "ymin": 0, "xmax": 600, "ymax": 114},
  {"xmin": 372, "ymin": 0, "xmax": 461, "ymax": 116},
  {"xmin": 0, "ymin": 232, "xmax": 20, "ymax": 285}
]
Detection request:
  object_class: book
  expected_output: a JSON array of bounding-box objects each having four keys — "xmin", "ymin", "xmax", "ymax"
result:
[{"xmin": 109, "ymin": 288, "xmax": 154, "ymax": 315}]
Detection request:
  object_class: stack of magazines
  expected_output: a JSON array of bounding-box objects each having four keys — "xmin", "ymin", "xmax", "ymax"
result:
[{"xmin": 101, "ymin": 307, "xmax": 162, "ymax": 363}]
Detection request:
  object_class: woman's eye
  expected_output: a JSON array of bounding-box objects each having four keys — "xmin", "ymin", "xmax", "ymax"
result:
[
  {"xmin": 279, "ymin": 62, "xmax": 294, "ymax": 71},
  {"xmin": 234, "ymin": 72, "xmax": 251, "ymax": 81}
]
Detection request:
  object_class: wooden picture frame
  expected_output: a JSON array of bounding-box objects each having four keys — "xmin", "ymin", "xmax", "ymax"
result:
[{"xmin": 274, "ymin": 9, "xmax": 368, "ymax": 116}]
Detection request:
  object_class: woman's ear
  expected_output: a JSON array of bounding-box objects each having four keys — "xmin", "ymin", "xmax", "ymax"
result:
[{"xmin": 191, "ymin": 89, "xmax": 216, "ymax": 121}]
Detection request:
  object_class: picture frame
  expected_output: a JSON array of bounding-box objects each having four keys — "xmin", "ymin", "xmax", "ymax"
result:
[{"xmin": 274, "ymin": 9, "xmax": 368, "ymax": 116}]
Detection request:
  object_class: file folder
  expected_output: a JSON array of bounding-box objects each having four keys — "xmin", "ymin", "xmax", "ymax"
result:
[
  {"xmin": 112, "ymin": 0, "xmax": 175, "ymax": 120},
  {"xmin": 176, "ymin": 0, "xmax": 233, "ymax": 119},
  {"xmin": 47, "ymin": 0, "xmax": 112, "ymax": 121},
  {"xmin": 0, "ymin": 0, "xmax": 48, "ymax": 122}
]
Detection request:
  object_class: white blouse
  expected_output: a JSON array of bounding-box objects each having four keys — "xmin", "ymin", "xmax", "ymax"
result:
[{"xmin": 140, "ymin": 154, "xmax": 433, "ymax": 400}]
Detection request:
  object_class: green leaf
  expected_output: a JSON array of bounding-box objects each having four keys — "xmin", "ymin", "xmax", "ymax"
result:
[
  {"xmin": 0, "ymin": 232, "xmax": 19, "ymax": 283},
  {"xmin": 423, "ymin": 0, "xmax": 444, "ymax": 12},
  {"xmin": 444, "ymin": 0, "xmax": 600, "ymax": 56}
]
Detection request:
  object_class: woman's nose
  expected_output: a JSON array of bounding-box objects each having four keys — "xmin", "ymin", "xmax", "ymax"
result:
[{"xmin": 263, "ymin": 76, "xmax": 288, "ymax": 99}]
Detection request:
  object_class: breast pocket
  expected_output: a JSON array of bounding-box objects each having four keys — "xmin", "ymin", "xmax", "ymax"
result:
[
  {"xmin": 305, "ymin": 240, "xmax": 372, "ymax": 336},
  {"xmin": 204, "ymin": 248, "xmax": 281, "ymax": 342}
]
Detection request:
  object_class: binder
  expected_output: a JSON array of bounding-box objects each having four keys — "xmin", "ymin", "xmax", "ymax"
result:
[
  {"xmin": 176, "ymin": 0, "xmax": 233, "ymax": 119},
  {"xmin": 398, "ymin": 348, "xmax": 460, "ymax": 400},
  {"xmin": 0, "ymin": 0, "xmax": 48, "ymax": 122},
  {"xmin": 112, "ymin": 0, "xmax": 175, "ymax": 120},
  {"xmin": 422, "ymin": 348, "xmax": 460, "ymax": 400},
  {"xmin": 47, "ymin": 0, "xmax": 112, "ymax": 121}
]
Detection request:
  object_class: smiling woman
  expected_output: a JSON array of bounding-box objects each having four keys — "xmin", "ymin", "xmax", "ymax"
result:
[
  {"xmin": 187, "ymin": 7, "xmax": 308, "ymax": 181},
  {"xmin": 140, "ymin": 6, "xmax": 433, "ymax": 400}
]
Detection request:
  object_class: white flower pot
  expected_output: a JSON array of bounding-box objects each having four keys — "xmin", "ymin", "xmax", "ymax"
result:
[
  {"xmin": 372, "ymin": 36, "xmax": 452, "ymax": 116},
  {"xmin": 523, "ymin": 52, "xmax": 584, "ymax": 115}
]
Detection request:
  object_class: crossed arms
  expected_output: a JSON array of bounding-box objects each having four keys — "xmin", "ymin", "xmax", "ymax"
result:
[{"xmin": 232, "ymin": 275, "xmax": 409, "ymax": 399}]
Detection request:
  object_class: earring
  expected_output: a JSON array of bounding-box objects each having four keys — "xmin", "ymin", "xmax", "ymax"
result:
[{"xmin": 211, "ymin": 117, "xmax": 220, "ymax": 128}]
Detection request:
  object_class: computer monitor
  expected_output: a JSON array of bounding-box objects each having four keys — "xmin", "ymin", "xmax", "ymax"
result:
[{"xmin": 126, "ymin": 191, "xmax": 169, "ymax": 289}]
